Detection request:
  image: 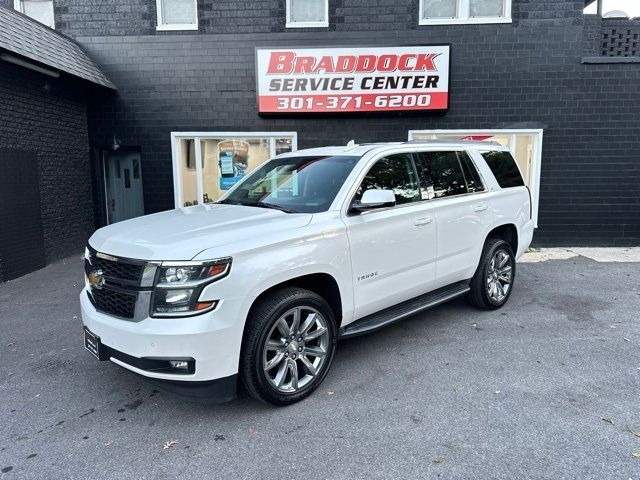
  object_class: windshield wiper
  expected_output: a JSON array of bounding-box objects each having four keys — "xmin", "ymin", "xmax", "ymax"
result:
[
  {"xmin": 217, "ymin": 199, "xmax": 296, "ymax": 213},
  {"xmin": 254, "ymin": 202, "xmax": 297, "ymax": 214}
]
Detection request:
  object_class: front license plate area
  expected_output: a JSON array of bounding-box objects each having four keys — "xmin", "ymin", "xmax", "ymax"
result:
[{"xmin": 84, "ymin": 327, "xmax": 107, "ymax": 360}]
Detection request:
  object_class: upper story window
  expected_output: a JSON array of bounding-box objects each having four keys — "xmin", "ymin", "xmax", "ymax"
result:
[
  {"xmin": 419, "ymin": 0, "xmax": 511, "ymax": 25},
  {"xmin": 156, "ymin": 0, "xmax": 198, "ymax": 31},
  {"xmin": 14, "ymin": 0, "xmax": 55, "ymax": 28},
  {"xmin": 286, "ymin": 0, "xmax": 329, "ymax": 28}
]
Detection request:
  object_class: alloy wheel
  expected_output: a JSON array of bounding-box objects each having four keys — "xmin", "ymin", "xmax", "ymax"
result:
[
  {"xmin": 486, "ymin": 249, "xmax": 513, "ymax": 304},
  {"xmin": 262, "ymin": 306, "xmax": 330, "ymax": 393}
]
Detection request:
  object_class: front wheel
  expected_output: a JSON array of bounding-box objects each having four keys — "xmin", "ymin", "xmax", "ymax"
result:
[
  {"xmin": 240, "ymin": 287, "xmax": 337, "ymax": 405},
  {"xmin": 467, "ymin": 238, "xmax": 516, "ymax": 310}
]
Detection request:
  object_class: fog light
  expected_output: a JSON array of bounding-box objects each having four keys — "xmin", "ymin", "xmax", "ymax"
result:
[{"xmin": 169, "ymin": 360, "xmax": 189, "ymax": 370}]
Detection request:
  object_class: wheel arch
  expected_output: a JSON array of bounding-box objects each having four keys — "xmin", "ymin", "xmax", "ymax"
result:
[
  {"xmin": 247, "ymin": 272, "xmax": 344, "ymax": 329},
  {"xmin": 486, "ymin": 223, "xmax": 518, "ymax": 255}
]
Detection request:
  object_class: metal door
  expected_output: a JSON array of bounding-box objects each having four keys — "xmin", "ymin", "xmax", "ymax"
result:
[{"xmin": 104, "ymin": 151, "xmax": 144, "ymax": 224}]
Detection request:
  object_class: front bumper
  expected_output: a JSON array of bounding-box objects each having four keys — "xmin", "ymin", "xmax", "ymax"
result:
[{"xmin": 80, "ymin": 289, "xmax": 249, "ymax": 395}]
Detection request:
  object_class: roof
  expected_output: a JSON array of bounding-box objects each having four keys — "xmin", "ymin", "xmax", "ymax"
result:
[
  {"xmin": 278, "ymin": 140, "xmax": 508, "ymax": 158},
  {"xmin": 0, "ymin": 6, "xmax": 114, "ymax": 89}
]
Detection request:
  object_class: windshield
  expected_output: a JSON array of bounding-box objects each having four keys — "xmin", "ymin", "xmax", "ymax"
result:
[{"xmin": 219, "ymin": 155, "xmax": 360, "ymax": 213}]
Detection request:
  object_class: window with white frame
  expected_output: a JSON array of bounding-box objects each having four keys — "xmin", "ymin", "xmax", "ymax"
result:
[
  {"xmin": 156, "ymin": 0, "xmax": 198, "ymax": 31},
  {"xmin": 286, "ymin": 0, "xmax": 328, "ymax": 28},
  {"xmin": 171, "ymin": 132, "xmax": 297, "ymax": 208},
  {"xmin": 419, "ymin": 0, "xmax": 511, "ymax": 24},
  {"xmin": 14, "ymin": 0, "xmax": 55, "ymax": 28}
]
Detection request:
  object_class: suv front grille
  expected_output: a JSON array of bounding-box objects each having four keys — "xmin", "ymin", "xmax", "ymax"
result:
[
  {"xmin": 88, "ymin": 287, "xmax": 137, "ymax": 319},
  {"xmin": 85, "ymin": 246, "xmax": 156, "ymax": 321},
  {"xmin": 89, "ymin": 252, "xmax": 145, "ymax": 284}
]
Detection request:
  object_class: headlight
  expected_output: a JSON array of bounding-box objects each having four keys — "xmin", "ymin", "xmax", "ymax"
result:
[{"xmin": 151, "ymin": 258, "xmax": 231, "ymax": 317}]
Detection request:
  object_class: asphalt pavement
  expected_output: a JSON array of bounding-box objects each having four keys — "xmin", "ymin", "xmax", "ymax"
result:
[{"xmin": 1, "ymin": 253, "xmax": 639, "ymax": 479}]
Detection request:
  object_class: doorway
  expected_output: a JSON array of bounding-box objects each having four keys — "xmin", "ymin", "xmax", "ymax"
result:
[
  {"xmin": 103, "ymin": 149, "xmax": 145, "ymax": 224},
  {"xmin": 408, "ymin": 129, "xmax": 543, "ymax": 227}
]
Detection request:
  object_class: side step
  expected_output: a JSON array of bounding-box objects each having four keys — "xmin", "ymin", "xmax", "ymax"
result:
[{"xmin": 339, "ymin": 281, "xmax": 470, "ymax": 339}]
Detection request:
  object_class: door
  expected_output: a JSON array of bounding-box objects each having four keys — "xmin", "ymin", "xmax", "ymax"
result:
[
  {"xmin": 416, "ymin": 150, "xmax": 489, "ymax": 286},
  {"xmin": 343, "ymin": 153, "xmax": 437, "ymax": 319},
  {"xmin": 104, "ymin": 150, "xmax": 144, "ymax": 224},
  {"xmin": 0, "ymin": 148, "xmax": 46, "ymax": 280}
]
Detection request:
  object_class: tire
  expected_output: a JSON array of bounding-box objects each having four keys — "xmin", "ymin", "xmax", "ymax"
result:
[
  {"xmin": 240, "ymin": 287, "xmax": 338, "ymax": 406},
  {"xmin": 467, "ymin": 238, "xmax": 516, "ymax": 310}
]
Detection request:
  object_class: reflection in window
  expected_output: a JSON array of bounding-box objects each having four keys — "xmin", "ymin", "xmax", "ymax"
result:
[
  {"xmin": 422, "ymin": 151, "xmax": 468, "ymax": 198},
  {"xmin": 158, "ymin": 0, "xmax": 197, "ymax": 27},
  {"xmin": 287, "ymin": 0, "xmax": 328, "ymax": 25},
  {"xmin": 15, "ymin": 0, "xmax": 55, "ymax": 28},
  {"xmin": 458, "ymin": 152, "xmax": 485, "ymax": 193},
  {"xmin": 354, "ymin": 154, "xmax": 420, "ymax": 205},
  {"xmin": 421, "ymin": 0, "xmax": 509, "ymax": 21},
  {"xmin": 470, "ymin": 0, "xmax": 506, "ymax": 17},
  {"xmin": 422, "ymin": 0, "xmax": 457, "ymax": 18},
  {"xmin": 222, "ymin": 156, "xmax": 359, "ymax": 214}
]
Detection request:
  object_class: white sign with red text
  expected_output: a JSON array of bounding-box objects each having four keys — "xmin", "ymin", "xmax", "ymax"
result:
[{"xmin": 256, "ymin": 45, "xmax": 450, "ymax": 114}]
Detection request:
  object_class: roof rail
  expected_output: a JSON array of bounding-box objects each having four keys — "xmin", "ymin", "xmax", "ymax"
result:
[{"xmin": 404, "ymin": 139, "xmax": 503, "ymax": 146}]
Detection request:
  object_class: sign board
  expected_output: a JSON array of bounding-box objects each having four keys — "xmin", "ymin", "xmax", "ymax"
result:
[{"xmin": 255, "ymin": 45, "xmax": 450, "ymax": 114}]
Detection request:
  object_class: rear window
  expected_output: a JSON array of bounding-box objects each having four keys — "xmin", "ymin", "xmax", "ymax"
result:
[{"xmin": 481, "ymin": 151, "xmax": 524, "ymax": 188}]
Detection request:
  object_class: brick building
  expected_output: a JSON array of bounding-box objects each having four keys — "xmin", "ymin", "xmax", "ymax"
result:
[
  {"xmin": 0, "ymin": 0, "xmax": 639, "ymax": 279},
  {"xmin": 0, "ymin": 7, "xmax": 113, "ymax": 281}
]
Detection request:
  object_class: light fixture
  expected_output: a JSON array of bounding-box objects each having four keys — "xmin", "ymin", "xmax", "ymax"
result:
[
  {"xmin": 0, "ymin": 53, "xmax": 60, "ymax": 78},
  {"xmin": 112, "ymin": 135, "xmax": 121, "ymax": 151}
]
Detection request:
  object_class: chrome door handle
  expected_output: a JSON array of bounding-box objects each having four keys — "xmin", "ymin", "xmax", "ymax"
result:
[
  {"xmin": 473, "ymin": 204, "xmax": 488, "ymax": 212},
  {"xmin": 414, "ymin": 217, "xmax": 433, "ymax": 226}
]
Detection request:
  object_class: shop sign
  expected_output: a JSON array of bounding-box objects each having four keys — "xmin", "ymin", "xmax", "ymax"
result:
[{"xmin": 255, "ymin": 45, "xmax": 450, "ymax": 114}]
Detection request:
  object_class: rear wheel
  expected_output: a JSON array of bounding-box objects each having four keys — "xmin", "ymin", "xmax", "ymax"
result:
[
  {"xmin": 240, "ymin": 287, "xmax": 337, "ymax": 405},
  {"xmin": 467, "ymin": 238, "xmax": 515, "ymax": 310}
]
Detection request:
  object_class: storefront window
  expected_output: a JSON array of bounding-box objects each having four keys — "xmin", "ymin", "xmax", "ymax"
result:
[{"xmin": 173, "ymin": 133, "xmax": 297, "ymax": 208}]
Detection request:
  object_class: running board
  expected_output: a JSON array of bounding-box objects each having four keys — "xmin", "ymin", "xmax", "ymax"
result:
[{"xmin": 339, "ymin": 281, "xmax": 470, "ymax": 339}]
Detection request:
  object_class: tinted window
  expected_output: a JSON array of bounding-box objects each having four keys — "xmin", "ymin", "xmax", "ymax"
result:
[
  {"xmin": 421, "ymin": 151, "xmax": 468, "ymax": 198},
  {"xmin": 481, "ymin": 151, "xmax": 524, "ymax": 188},
  {"xmin": 459, "ymin": 152, "xmax": 485, "ymax": 193},
  {"xmin": 221, "ymin": 155, "xmax": 359, "ymax": 213},
  {"xmin": 354, "ymin": 154, "xmax": 420, "ymax": 205}
]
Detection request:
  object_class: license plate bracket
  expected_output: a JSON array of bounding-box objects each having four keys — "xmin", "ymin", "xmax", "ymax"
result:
[{"xmin": 84, "ymin": 327, "xmax": 108, "ymax": 361}]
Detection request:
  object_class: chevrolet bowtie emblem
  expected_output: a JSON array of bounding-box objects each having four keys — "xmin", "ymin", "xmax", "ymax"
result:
[{"xmin": 88, "ymin": 269, "xmax": 105, "ymax": 290}]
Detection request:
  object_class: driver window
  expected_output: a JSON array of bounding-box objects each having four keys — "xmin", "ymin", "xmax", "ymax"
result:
[{"xmin": 353, "ymin": 154, "xmax": 420, "ymax": 206}]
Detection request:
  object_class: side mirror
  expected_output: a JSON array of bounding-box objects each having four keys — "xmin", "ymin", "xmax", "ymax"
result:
[{"xmin": 350, "ymin": 189, "xmax": 396, "ymax": 214}]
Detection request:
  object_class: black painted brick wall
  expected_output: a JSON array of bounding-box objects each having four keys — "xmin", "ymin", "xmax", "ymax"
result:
[
  {"xmin": 0, "ymin": 62, "xmax": 95, "ymax": 270},
  {"xmin": 43, "ymin": 0, "xmax": 588, "ymax": 36},
  {"xmin": 17, "ymin": 0, "xmax": 636, "ymax": 246}
]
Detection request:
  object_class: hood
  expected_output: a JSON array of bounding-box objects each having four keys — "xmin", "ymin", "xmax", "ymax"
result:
[{"xmin": 89, "ymin": 204, "xmax": 313, "ymax": 261}]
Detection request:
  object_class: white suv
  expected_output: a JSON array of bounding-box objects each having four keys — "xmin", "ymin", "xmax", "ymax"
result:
[{"xmin": 81, "ymin": 141, "xmax": 534, "ymax": 405}]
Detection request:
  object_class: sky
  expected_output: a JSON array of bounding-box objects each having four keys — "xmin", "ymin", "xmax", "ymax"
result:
[{"xmin": 584, "ymin": 0, "xmax": 640, "ymax": 17}]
